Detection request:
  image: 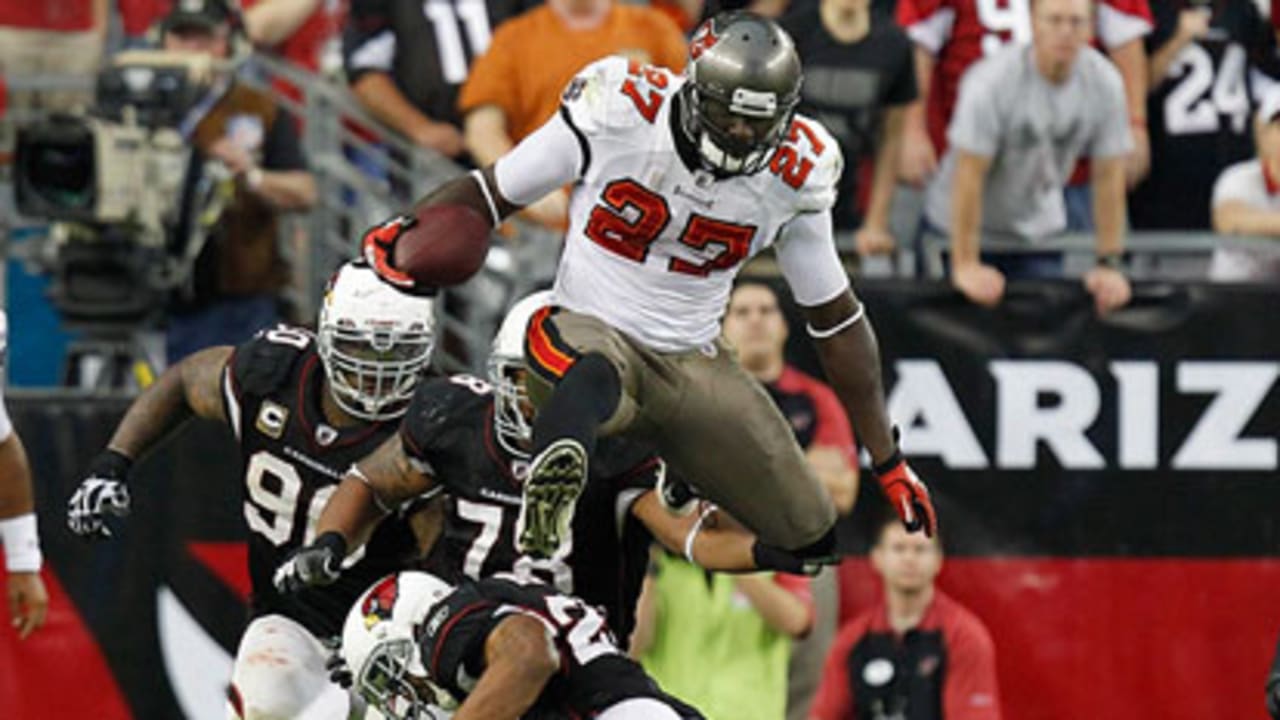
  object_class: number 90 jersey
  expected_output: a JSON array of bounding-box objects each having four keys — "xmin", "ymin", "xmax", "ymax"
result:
[
  {"xmin": 419, "ymin": 575, "xmax": 702, "ymax": 718},
  {"xmin": 402, "ymin": 375, "xmax": 663, "ymax": 640},
  {"xmin": 554, "ymin": 55, "xmax": 843, "ymax": 352},
  {"xmin": 222, "ymin": 326, "xmax": 423, "ymax": 638}
]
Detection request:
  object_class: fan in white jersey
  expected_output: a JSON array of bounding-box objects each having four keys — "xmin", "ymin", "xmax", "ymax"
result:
[{"xmin": 359, "ymin": 12, "xmax": 937, "ymax": 563}]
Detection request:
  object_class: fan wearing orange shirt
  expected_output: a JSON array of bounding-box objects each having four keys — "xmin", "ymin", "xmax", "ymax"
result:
[{"xmin": 457, "ymin": 0, "xmax": 687, "ymax": 228}]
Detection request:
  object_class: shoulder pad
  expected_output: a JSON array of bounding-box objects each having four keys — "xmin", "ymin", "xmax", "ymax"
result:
[
  {"xmin": 774, "ymin": 115, "xmax": 843, "ymax": 213},
  {"xmin": 230, "ymin": 325, "xmax": 315, "ymax": 398},
  {"xmin": 561, "ymin": 55, "xmax": 679, "ymax": 136},
  {"xmin": 400, "ymin": 374, "xmax": 492, "ymax": 460}
]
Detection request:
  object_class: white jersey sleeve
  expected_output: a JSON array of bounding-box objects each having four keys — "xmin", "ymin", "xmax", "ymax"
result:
[
  {"xmin": 493, "ymin": 55, "xmax": 657, "ymax": 208},
  {"xmin": 493, "ymin": 110, "xmax": 584, "ymax": 207},
  {"xmin": 0, "ymin": 312, "xmax": 11, "ymax": 442},
  {"xmin": 786, "ymin": 116, "xmax": 844, "ymax": 215},
  {"xmin": 773, "ymin": 116, "xmax": 848, "ymax": 306},
  {"xmin": 775, "ymin": 212, "xmax": 850, "ymax": 308},
  {"xmin": 558, "ymin": 55, "xmax": 664, "ymax": 147}
]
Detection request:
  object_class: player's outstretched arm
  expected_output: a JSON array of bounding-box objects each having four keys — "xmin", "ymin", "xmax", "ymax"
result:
[
  {"xmin": 453, "ymin": 615, "xmax": 559, "ymax": 720},
  {"xmin": 411, "ymin": 105, "xmax": 586, "ymax": 224},
  {"xmin": 276, "ymin": 434, "xmax": 436, "ymax": 592},
  {"xmin": 1, "ymin": 430, "xmax": 47, "ymax": 639},
  {"xmin": 632, "ymin": 493, "xmax": 832, "ymax": 575},
  {"xmin": 67, "ymin": 346, "xmax": 232, "ymax": 539},
  {"xmin": 805, "ymin": 292, "xmax": 937, "ymax": 538},
  {"xmin": 108, "ymin": 346, "xmax": 231, "ymax": 453}
]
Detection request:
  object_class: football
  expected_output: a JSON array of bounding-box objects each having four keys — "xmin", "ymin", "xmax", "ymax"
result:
[{"xmin": 393, "ymin": 203, "xmax": 492, "ymax": 287}]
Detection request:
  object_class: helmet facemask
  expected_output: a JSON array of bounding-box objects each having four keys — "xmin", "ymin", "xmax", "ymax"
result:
[
  {"xmin": 488, "ymin": 353, "xmax": 533, "ymax": 458},
  {"xmin": 680, "ymin": 81, "xmax": 797, "ymax": 176},
  {"xmin": 353, "ymin": 636, "xmax": 438, "ymax": 719},
  {"xmin": 319, "ymin": 323, "xmax": 434, "ymax": 422}
]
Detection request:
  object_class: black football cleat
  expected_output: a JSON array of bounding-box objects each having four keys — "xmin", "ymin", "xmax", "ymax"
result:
[{"xmin": 517, "ymin": 439, "xmax": 588, "ymax": 558}]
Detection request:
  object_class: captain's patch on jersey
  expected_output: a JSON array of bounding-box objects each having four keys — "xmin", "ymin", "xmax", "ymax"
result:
[{"xmin": 256, "ymin": 400, "xmax": 289, "ymax": 439}]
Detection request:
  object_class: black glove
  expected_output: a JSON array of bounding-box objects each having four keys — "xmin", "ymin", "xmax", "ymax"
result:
[
  {"xmin": 326, "ymin": 648, "xmax": 353, "ymax": 689},
  {"xmin": 273, "ymin": 532, "xmax": 347, "ymax": 593},
  {"xmin": 656, "ymin": 467, "xmax": 698, "ymax": 517},
  {"xmin": 67, "ymin": 450, "xmax": 134, "ymax": 539},
  {"xmin": 751, "ymin": 541, "xmax": 838, "ymax": 577}
]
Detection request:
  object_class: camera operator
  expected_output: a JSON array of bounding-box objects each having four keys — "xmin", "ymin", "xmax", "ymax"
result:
[{"xmin": 161, "ymin": 0, "xmax": 317, "ymax": 363}]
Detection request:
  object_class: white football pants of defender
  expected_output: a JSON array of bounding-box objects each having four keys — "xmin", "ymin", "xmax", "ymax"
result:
[
  {"xmin": 226, "ymin": 614, "xmax": 360, "ymax": 720},
  {"xmin": 597, "ymin": 698, "xmax": 682, "ymax": 719}
]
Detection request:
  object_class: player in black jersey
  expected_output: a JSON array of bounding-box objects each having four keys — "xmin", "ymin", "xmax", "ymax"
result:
[
  {"xmin": 66, "ymin": 261, "xmax": 439, "ymax": 719},
  {"xmin": 277, "ymin": 291, "xmax": 827, "ymax": 642},
  {"xmin": 339, "ymin": 571, "xmax": 702, "ymax": 719},
  {"xmin": 1131, "ymin": 0, "xmax": 1278, "ymax": 229}
]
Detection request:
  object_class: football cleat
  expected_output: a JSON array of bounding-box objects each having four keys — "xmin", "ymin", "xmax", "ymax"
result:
[{"xmin": 516, "ymin": 439, "xmax": 588, "ymax": 558}]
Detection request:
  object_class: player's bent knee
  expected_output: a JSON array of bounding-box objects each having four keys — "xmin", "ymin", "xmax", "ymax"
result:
[{"xmin": 596, "ymin": 698, "xmax": 683, "ymax": 720}]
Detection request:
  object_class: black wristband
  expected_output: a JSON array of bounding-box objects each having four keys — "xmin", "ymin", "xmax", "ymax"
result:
[
  {"xmin": 751, "ymin": 541, "xmax": 804, "ymax": 575},
  {"xmin": 872, "ymin": 426, "xmax": 904, "ymax": 477},
  {"xmin": 89, "ymin": 449, "xmax": 134, "ymax": 481},
  {"xmin": 872, "ymin": 448, "xmax": 904, "ymax": 478},
  {"xmin": 314, "ymin": 531, "xmax": 348, "ymax": 559}
]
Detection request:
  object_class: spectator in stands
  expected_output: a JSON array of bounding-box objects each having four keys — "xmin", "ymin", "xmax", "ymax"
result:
[
  {"xmin": 721, "ymin": 282, "xmax": 858, "ymax": 720},
  {"xmin": 1129, "ymin": 0, "xmax": 1277, "ymax": 230},
  {"xmin": 923, "ymin": 0, "xmax": 1133, "ymax": 315},
  {"xmin": 120, "ymin": 1, "xmax": 336, "ymax": 57},
  {"xmin": 633, "ymin": 548, "xmax": 815, "ymax": 720},
  {"xmin": 457, "ymin": 0, "xmax": 687, "ymax": 227},
  {"xmin": 809, "ymin": 514, "xmax": 1001, "ymax": 720},
  {"xmin": 783, "ymin": 0, "xmax": 916, "ymax": 254},
  {"xmin": 896, "ymin": 0, "xmax": 1152, "ymax": 228},
  {"xmin": 343, "ymin": 0, "xmax": 533, "ymax": 159},
  {"xmin": 0, "ymin": 313, "xmax": 47, "ymax": 640},
  {"xmin": 241, "ymin": 0, "xmax": 342, "ymax": 74},
  {"xmin": 162, "ymin": 0, "xmax": 318, "ymax": 362},
  {"xmin": 0, "ymin": 0, "xmax": 108, "ymax": 111},
  {"xmin": 1209, "ymin": 95, "xmax": 1280, "ymax": 281}
]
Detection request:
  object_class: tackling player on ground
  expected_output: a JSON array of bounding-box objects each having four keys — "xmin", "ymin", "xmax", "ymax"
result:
[
  {"xmin": 277, "ymin": 292, "xmax": 827, "ymax": 641},
  {"xmin": 66, "ymin": 261, "xmax": 439, "ymax": 719},
  {"xmin": 338, "ymin": 571, "xmax": 703, "ymax": 719},
  {"xmin": 361, "ymin": 12, "xmax": 935, "ymax": 562}
]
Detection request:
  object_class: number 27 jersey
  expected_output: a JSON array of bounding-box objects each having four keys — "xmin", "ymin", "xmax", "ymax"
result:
[{"xmin": 552, "ymin": 55, "xmax": 843, "ymax": 352}]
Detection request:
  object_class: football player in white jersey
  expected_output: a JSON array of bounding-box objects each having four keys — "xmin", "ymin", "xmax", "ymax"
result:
[
  {"xmin": 0, "ymin": 312, "xmax": 48, "ymax": 640},
  {"xmin": 357, "ymin": 12, "xmax": 937, "ymax": 562}
]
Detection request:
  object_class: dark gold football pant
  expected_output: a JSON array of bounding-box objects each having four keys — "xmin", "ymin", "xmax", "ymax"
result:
[{"xmin": 525, "ymin": 307, "xmax": 836, "ymax": 550}]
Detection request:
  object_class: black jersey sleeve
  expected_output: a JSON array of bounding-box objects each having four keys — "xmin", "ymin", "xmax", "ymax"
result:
[
  {"xmin": 226, "ymin": 325, "xmax": 314, "ymax": 401},
  {"xmin": 400, "ymin": 375, "xmax": 492, "ymax": 471},
  {"xmin": 221, "ymin": 325, "xmax": 315, "ymax": 439},
  {"xmin": 343, "ymin": 0, "xmax": 394, "ymax": 84},
  {"xmin": 418, "ymin": 583, "xmax": 504, "ymax": 698}
]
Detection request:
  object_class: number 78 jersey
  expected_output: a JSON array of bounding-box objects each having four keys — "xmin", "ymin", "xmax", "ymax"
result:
[{"xmin": 552, "ymin": 56, "xmax": 843, "ymax": 352}]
